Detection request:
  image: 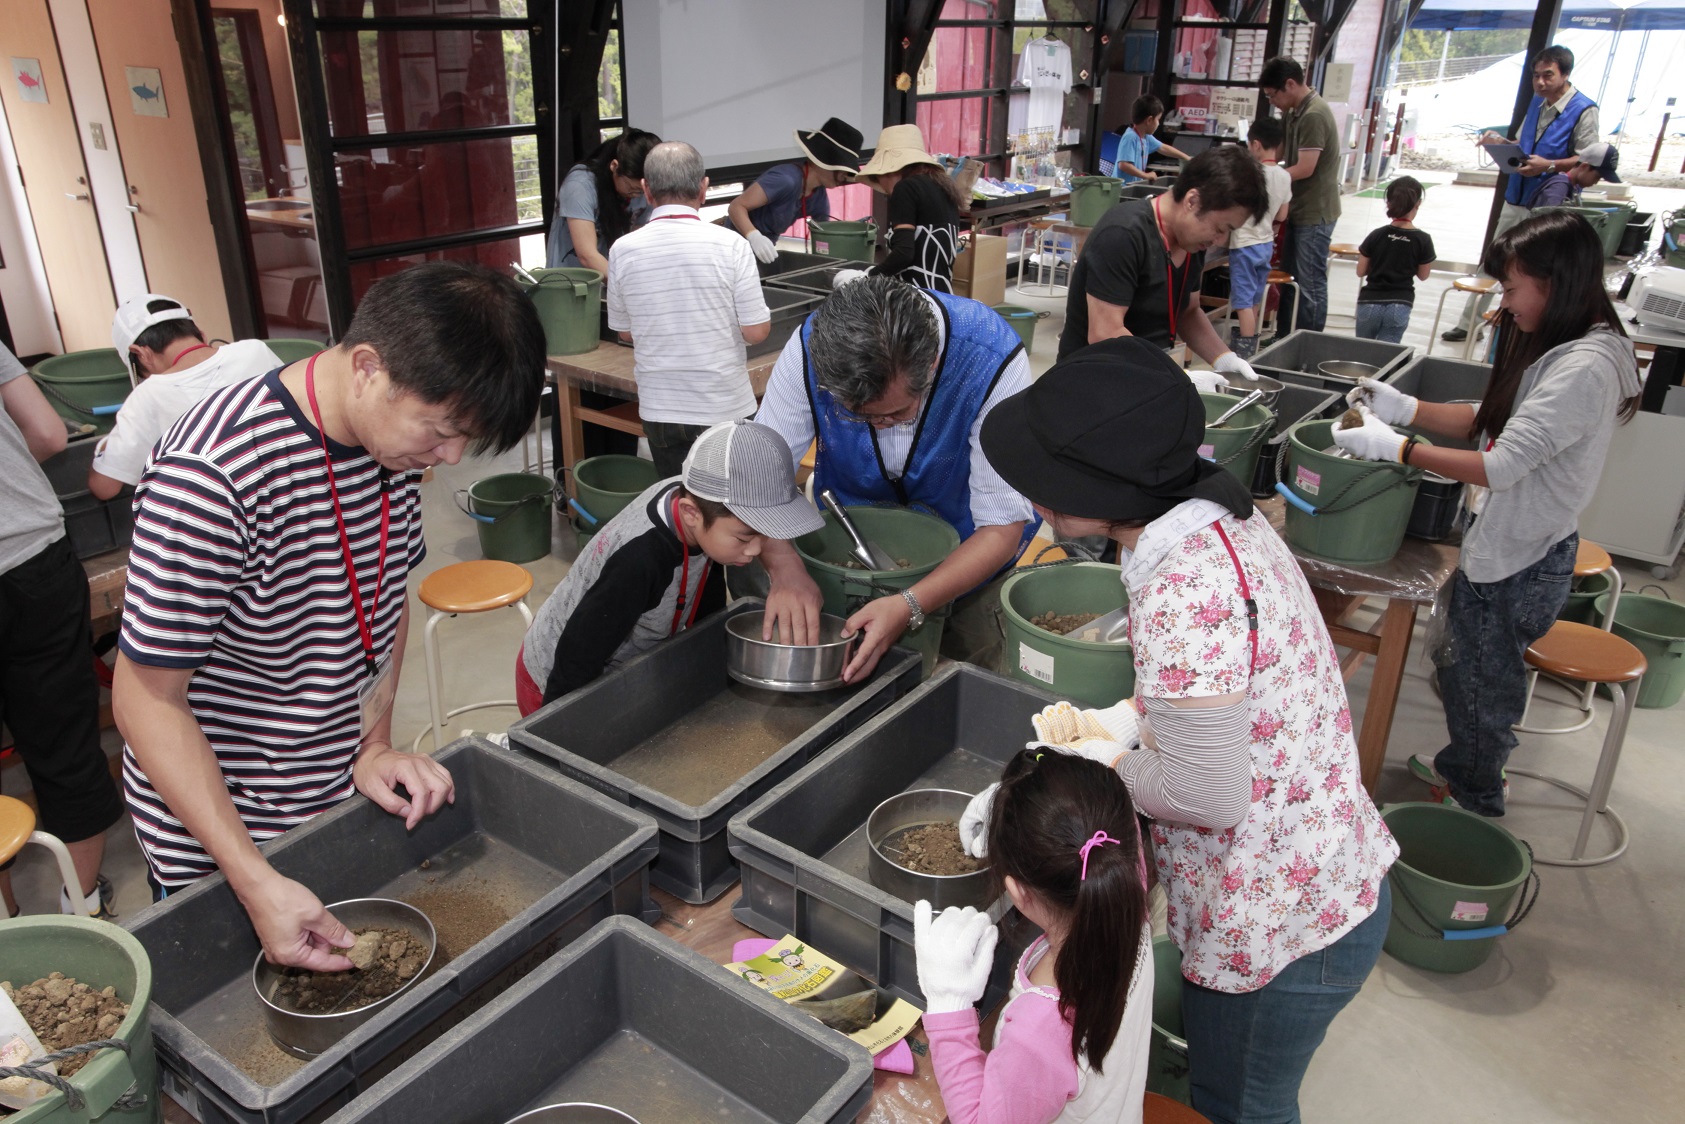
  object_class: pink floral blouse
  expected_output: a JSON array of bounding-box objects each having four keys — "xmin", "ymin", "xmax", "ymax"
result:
[{"xmin": 1130, "ymin": 511, "xmax": 1398, "ymax": 993}]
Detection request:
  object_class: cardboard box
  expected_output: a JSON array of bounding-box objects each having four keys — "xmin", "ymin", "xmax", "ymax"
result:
[{"xmin": 953, "ymin": 233, "xmax": 1008, "ymax": 307}]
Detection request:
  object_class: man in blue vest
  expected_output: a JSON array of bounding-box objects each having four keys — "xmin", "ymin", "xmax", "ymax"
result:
[
  {"xmin": 1444, "ymin": 45, "xmax": 1599, "ymax": 343},
  {"xmin": 753, "ymin": 276, "xmax": 1037, "ymax": 682}
]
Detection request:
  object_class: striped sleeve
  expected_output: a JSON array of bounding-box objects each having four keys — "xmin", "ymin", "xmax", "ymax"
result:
[{"xmin": 120, "ymin": 452, "xmax": 249, "ymax": 670}]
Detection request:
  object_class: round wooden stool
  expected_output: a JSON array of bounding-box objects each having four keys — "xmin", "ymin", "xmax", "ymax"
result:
[
  {"xmin": 414, "ymin": 560, "xmax": 535, "ymax": 752},
  {"xmin": 0, "ymin": 795, "xmax": 88, "ymax": 916},
  {"xmin": 1429, "ymin": 275, "xmax": 1499, "ymax": 357},
  {"xmin": 1145, "ymin": 1092, "xmax": 1213, "ymax": 1123},
  {"xmin": 1517, "ymin": 541, "xmax": 1623, "ymax": 734},
  {"xmin": 1507, "ymin": 620, "xmax": 1646, "ymax": 866}
]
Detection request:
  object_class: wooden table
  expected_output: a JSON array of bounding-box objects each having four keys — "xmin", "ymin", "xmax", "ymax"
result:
[
  {"xmin": 83, "ymin": 548, "xmax": 128, "ymax": 637},
  {"xmin": 966, "ymin": 190, "xmax": 1073, "ymax": 234},
  {"xmin": 546, "ymin": 343, "xmax": 781, "ymax": 496},
  {"xmin": 1258, "ymin": 497, "xmax": 1459, "ymax": 793}
]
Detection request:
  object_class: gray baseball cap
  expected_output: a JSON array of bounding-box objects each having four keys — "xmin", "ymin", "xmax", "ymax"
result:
[{"xmin": 682, "ymin": 420, "xmax": 824, "ymax": 540}]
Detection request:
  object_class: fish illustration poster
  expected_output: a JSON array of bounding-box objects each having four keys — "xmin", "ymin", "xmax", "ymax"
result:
[
  {"xmin": 126, "ymin": 67, "xmax": 167, "ymax": 117},
  {"xmin": 11, "ymin": 59, "xmax": 47, "ymax": 104}
]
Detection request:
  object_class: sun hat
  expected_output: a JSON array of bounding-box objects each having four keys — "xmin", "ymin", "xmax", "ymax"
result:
[
  {"xmin": 112, "ymin": 294, "xmax": 194, "ymax": 354},
  {"xmin": 682, "ymin": 420, "xmax": 825, "ymax": 540},
  {"xmin": 980, "ymin": 336, "xmax": 1254, "ymax": 523},
  {"xmin": 1575, "ymin": 141, "xmax": 1620, "ymax": 183},
  {"xmin": 793, "ymin": 118, "xmax": 865, "ymax": 174},
  {"xmin": 857, "ymin": 124, "xmax": 944, "ymax": 178}
]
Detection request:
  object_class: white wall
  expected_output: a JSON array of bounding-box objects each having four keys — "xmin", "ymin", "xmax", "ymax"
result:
[
  {"xmin": 0, "ymin": 92, "xmax": 62, "ymax": 357},
  {"xmin": 47, "ymin": 0, "xmax": 148, "ymax": 303}
]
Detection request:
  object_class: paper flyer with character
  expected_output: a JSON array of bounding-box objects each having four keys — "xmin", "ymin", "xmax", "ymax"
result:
[{"xmin": 728, "ymin": 936, "xmax": 922, "ymax": 1055}]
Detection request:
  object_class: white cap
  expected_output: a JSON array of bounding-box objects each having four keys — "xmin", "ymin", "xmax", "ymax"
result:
[
  {"xmin": 112, "ymin": 294, "xmax": 193, "ymax": 355},
  {"xmin": 681, "ymin": 420, "xmax": 825, "ymax": 540}
]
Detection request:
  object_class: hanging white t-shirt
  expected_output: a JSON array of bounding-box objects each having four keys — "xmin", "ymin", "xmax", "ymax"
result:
[
  {"xmin": 92, "ymin": 339, "xmax": 283, "ymax": 486},
  {"xmin": 1012, "ymin": 36, "xmax": 1073, "ymax": 138}
]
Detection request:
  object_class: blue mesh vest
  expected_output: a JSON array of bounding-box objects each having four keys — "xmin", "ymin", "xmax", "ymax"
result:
[
  {"xmin": 800, "ymin": 291, "xmax": 1039, "ymax": 561},
  {"xmin": 1505, "ymin": 90, "xmax": 1595, "ymax": 208}
]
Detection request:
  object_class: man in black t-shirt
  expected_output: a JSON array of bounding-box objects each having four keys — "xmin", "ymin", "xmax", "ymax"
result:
[
  {"xmin": 1058, "ymin": 146, "xmax": 1267, "ymax": 392},
  {"xmin": 1355, "ymin": 177, "xmax": 1435, "ymax": 345}
]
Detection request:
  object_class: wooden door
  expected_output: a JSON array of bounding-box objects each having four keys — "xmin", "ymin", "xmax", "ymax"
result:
[
  {"xmin": 87, "ymin": 0, "xmax": 232, "ymax": 342},
  {"xmin": 0, "ymin": 0, "xmax": 117, "ymax": 352}
]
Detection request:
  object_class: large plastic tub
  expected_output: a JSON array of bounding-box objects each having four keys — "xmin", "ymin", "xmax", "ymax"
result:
[
  {"xmin": 1252, "ymin": 330, "xmax": 1413, "ymax": 393},
  {"xmin": 729, "ymin": 664, "xmax": 1062, "ymax": 1007},
  {"xmin": 509, "ymin": 604, "xmax": 922, "ymax": 904},
  {"xmin": 762, "ymin": 260, "xmax": 875, "ymax": 296},
  {"xmin": 1248, "ymin": 382, "xmax": 1344, "ymax": 497},
  {"xmin": 1386, "ymin": 353, "xmax": 1491, "ymax": 448},
  {"xmin": 749, "ymin": 286, "xmax": 826, "ymax": 358},
  {"xmin": 38, "ymin": 432, "xmax": 136, "ymax": 559},
  {"xmin": 123, "ymin": 738, "xmax": 659, "ymax": 1124},
  {"xmin": 758, "ymin": 249, "xmax": 845, "ymax": 279},
  {"xmin": 321, "ymin": 917, "xmax": 873, "ymax": 1124}
]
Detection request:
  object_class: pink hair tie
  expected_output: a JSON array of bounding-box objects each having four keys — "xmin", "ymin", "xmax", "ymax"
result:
[{"xmin": 1078, "ymin": 830, "xmax": 1120, "ymax": 882}]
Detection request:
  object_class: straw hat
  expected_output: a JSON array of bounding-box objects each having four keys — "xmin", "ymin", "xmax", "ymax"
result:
[{"xmin": 857, "ymin": 125, "xmax": 942, "ymax": 178}]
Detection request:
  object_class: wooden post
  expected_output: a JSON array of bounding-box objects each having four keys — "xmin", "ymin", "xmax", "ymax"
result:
[{"xmin": 1652, "ymin": 112, "xmax": 1671, "ymax": 172}]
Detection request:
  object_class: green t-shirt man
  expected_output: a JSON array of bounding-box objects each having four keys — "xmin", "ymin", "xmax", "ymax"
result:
[{"xmin": 1285, "ymin": 89, "xmax": 1341, "ymax": 226}]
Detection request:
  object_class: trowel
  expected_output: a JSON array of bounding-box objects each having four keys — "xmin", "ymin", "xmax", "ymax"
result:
[
  {"xmin": 1081, "ymin": 606, "xmax": 1131, "ymax": 644},
  {"xmin": 819, "ymin": 489, "xmax": 896, "ymax": 570}
]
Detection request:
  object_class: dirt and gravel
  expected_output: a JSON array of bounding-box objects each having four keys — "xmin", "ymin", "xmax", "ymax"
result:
[
  {"xmin": 1030, "ymin": 610, "xmax": 1102, "ymax": 637},
  {"xmin": 2, "ymin": 974, "xmax": 128, "ymax": 1079},
  {"xmin": 270, "ymin": 927, "xmax": 427, "ymax": 1014},
  {"xmin": 883, "ymin": 822, "xmax": 983, "ymax": 876}
]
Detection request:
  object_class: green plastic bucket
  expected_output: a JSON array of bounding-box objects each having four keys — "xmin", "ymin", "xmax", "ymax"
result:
[
  {"xmin": 1147, "ymin": 936, "xmax": 1190, "ymax": 1103},
  {"xmin": 264, "ymin": 338, "xmax": 324, "ymax": 363},
  {"xmin": 569, "ymin": 454, "xmax": 663, "ymax": 540},
  {"xmin": 1558, "ymin": 571, "xmax": 1615, "ymax": 626},
  {"xmin": 31, "ymin": 351, "xmax": 130, "ymax": 436},
  {"xmin": 794, "ymin": 505, "xmax": 961, "ymax": 677},
  {"xmin": 1381, "ymin": 803, "xmax": 1534, "ymax": 973},
  {"xmin": 1070, "ymin": 175, "xmax": 1124, "ymax": 227},
  {"xmin": 0, "ymin": 916, "xmax": 159, "ymax": 1122},
  {"xmin": 1596, "ymin": 592, "xmax": 1685, "ymax": 708},
  {"xmin": 991, "ymin": 305, "xmax": 1038, "ymax": 352},
  {"xmin": 1199, "ymin": 391, "xmax": 1274, "ymax": 491},
  {"xmin": 524, "ymin": 267, "xmax": 603, "ymax": 356},
  {"xmin": 808, "ymin": 220, "xmax": 877, "ymax": 261},
  {"xmin": 460, "ymin": 473, "xmax": 553, "ymax": 563},
  {"xmin": 999, "ymin": 562, "xmax": 1133, "ymax": 707},
  {"xmin": 1277, "ymin": 419, "xmax": 1426, "ymax": 565}
]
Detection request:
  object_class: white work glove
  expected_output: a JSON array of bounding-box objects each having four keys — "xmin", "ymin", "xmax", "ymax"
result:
[
  {"xmin": 1331, "ymin": 405, "xmax": 1409, "ymax": 463},
  {"xmin": 1187, "ymin": 368, "xmax": 1230, "ymax": 394},
  {"xmin": 1345, "ymin": 377, "xmax": 1419, "ymax": 427},
  {"xmin": 913, "ymin": 901, "xmax": 999, "ymax": 1014},
  {"xmin": 1030, "ymin": 699, "xmax": 1140, "ymax": 760},
  {"xmin": 831, "ymin": 268, "xmax": 869, "ymax": 290},
  {"xmin": 958, "ymin": 782, "xmax": 998, "ymax": 859},
  {"xmin": 746, "ymin": 230, "xmax": 779, "ymax": 264},
  {"xmin": 1213, "ymin": 352, "xmax": 1260, "ymax": 382}
]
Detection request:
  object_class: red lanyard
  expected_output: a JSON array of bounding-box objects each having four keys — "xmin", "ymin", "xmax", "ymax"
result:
[
  {"xmin": 168, "ymin": 343, "xmax": 213, "ymax": 367},
  {"xmin": 305, "ymin": 353, "xmax": 391, "ymax": 677},
  {"xmin": 1212, "ymin": 521, "xmax": 1259, "ymax": 672},
  {"xmin": 669, "ymin": 495, "xmax": 712, "ymax": 635},
  {"xmin": 1153, "ymin": 196, "xmax": 1188, "ymax": 343}
]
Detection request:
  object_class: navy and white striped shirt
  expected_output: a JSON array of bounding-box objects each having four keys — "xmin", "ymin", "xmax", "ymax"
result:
[{"xmin": 119, "ymin": 370, "xmax": 425, "ymax": 886}]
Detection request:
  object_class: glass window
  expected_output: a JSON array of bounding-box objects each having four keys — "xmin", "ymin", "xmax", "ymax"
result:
[
  {"xmin": 925, "ymin": 24, "xmax": 995, "ymax": 93},
  {"xmin": 600, "ymin": 27, "xmax": 624, "ymax": 121},
  {"xmin": 336, "ymin": 137, "xmax": 524, "ymax": 249},
  {"xmin": 940, "ymin": 0, "xmax": 999, "ymax": 18},
  {"xmin": 918, "ymin": 96, "xmax": 991, "ymax": 158},
  {"xmin": 348, "ymin": 236, "xmax": 526, "ymax": 304},
  {"xmin": 319, "ymin": 28, "xmax": 534, "ymax": 135},
  {"xmin": 314, "ymin": 1, "xmax": 524, "ymax": 18}
]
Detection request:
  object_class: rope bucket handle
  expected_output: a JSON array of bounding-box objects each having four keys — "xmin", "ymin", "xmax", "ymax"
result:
[
  {"xmin": 1275, "ymin": 455, "xmax": 1418, "ymax": 517},
  {"xmin": 550, "ymin": 465, "xmax": 601, "ymax": 527},
  {"xmin": 1215, "ymin": 417, "xmax": 1272, "ymax": 467},
  {"xmin": 0, "ymin": 1038, "xmax": 147, "ymax": 1113},
  {"xmin": 33, "ymin": 377, "xmax": 123, "ymax": 421},
  {"xmin": 1388, "ymin": 840, "xmax": 1540, "ymax": 943},
  {"xmin": 454, "ymin": 482, "xmax": 562, "ymax": 526}
]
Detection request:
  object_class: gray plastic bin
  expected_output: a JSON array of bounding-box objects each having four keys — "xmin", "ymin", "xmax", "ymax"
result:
[
  {"xmin": 1385, "ymin": 354, "xmax": 1492, "ymax": 450},
  {"xmin": 762, "ymin": 259, "xmax": 876, "ymax": 296},
  {"xmin": 39, "ymin": 430, "xmax": 136, "ymax": 558},
  {"xmin": 509, "ymin": 603, "xmax": 922, "ymax": 904},
  {"xmin": 728, "ymin": 664, "xmax": 1063, "ymax": 1007},
  {"xmin": 749, "ymin": 287, "xmax": 825, "ymax": 358},
  {"xmin": 323, "ymin": 917, "xmax": 873, "ymax": 1124},
  {"xmin": 1253, "ymin": 330, "xmax": 1414, "ymax": 393},
  {"xmin": 758, "ymin": 249, "xmax": 847, "ymax": 279},
  {"xmin": 124, "ymin": 738, "xmax": 659, "ymax": 1124}
]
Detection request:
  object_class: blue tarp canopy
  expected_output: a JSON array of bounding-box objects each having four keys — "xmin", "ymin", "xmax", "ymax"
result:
[{"xmin": 1411, "ymin": 0, "xmax": 1685, "ymax": 32}]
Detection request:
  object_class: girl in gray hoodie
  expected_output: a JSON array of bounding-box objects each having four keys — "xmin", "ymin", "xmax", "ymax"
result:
[{"xmin": 1334, "ymin": 209, "xmax": 1642, "ymax": 816}]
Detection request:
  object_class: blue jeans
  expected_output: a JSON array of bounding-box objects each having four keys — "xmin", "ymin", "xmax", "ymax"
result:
[
  {"xmin": 1283, "ymin": 220, "xmax": 1335, "ymax": 333},
  {"xmin": 1355, "ymin": 301, "xmax": 1411, "ymax": 343},
  {"xmin": 1181, "ymin": 879, "xmax": 1392, "ymax": 1124},
  {"xmin": 1435, "ymin": 533, "xmax": 1577, "ymax": 815}
]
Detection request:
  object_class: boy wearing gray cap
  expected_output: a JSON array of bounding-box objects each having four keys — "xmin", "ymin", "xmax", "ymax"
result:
[{"xmin": 517, "ymin": 419, "xmax": 823, "ymax": 709}]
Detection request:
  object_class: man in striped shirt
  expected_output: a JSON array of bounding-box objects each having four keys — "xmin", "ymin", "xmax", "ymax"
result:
[{"xmin": 113, "ymin": 263, "xmax": 545, "ymax": 971}]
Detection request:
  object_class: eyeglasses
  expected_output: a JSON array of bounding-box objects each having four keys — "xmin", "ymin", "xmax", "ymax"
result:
[{"xmin": 837, "ymin": 391, "xmax": 925, "ymax": 427}]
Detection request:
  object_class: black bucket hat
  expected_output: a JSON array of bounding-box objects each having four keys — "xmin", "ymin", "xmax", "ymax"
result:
[
  {"xmin": 794, "ymin": 118, "xmax": 865, "ymax": 174},
  {"xmin": 981, "ymin": 336, "xmax": 1254, "ymax": 523}
]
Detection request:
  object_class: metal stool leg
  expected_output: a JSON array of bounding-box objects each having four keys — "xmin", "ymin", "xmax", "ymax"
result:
[
  {"xmin": 30, "ymin": 831, "xmax": 87, "ymax": 917},
  {"xmin": 413, "ymin": 599, "xmax": 537, "ymax": 753},
  {"xmin": 1427, "ymin": 285, "xmax": 1457, "ymax": 357},
  {"xmin": 1507, "ymin": 676, "xmax": 1636, "ymax": 867}
]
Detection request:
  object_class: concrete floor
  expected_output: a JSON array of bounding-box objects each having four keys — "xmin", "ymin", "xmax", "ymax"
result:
[{"xmin": 5, "ymin": 180, "xmax": 1681, "ymax": 1120}]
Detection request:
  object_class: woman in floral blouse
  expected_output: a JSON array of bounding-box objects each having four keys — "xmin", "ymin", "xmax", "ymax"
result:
[{"xmin": 975, "ymin": 337, "xmax": 1398, "ymax": 1124}]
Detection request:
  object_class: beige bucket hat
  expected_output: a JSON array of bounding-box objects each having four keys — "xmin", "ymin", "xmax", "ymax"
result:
[{"xmin": 857, "ymin": 125, "xmax": 943, "ymax": 178}]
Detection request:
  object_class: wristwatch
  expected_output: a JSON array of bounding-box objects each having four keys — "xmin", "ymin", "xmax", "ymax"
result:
[{"xmin": 900, "ymin": 588, "xmax": 926, "ymax": 631}]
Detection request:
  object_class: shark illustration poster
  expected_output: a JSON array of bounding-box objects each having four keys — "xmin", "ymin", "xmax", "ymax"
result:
[
  {"xmin": 11, "ymin": 59, "xmax": 47, "ymax": 104},
  {"xmin": 126, "ymin": 66, "xmax": 167, "ymax": 117}
]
